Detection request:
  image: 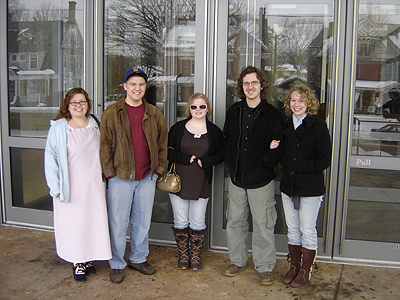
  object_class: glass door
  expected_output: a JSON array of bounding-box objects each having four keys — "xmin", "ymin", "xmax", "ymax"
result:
[
  {"xmin": 211, "ymin": 0, "xmax": 337, "ymax": 256},
  {"xmin": 103, "ymin": 0, "xmax": 208, "ymax": 243},
  {"xmin": 2, "ymin": 0, "xmax": 88, "ymax": 227},
  {"xmin": 335, "ymin": 0, "xmax": 400, "ymax": 265}
]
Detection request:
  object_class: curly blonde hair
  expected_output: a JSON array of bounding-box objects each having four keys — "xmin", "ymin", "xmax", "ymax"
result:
[{"xmin": 283, "ymin": 85, "xmax": 319, "ymax": 117}]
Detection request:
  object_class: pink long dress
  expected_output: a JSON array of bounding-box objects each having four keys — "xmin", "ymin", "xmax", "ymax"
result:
[{"xmin": 53, "ymin": 118, "xmax": 111, "ymax": 263}]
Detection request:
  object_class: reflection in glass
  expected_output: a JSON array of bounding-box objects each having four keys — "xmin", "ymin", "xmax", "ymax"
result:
[
  {"xmin": 352, "ymin": 1, "xmax": 400, "ymax": 157},
  {"xmin": 104, "ymin": 0, "xmax": 196, "ymax": 121},
  {"xmin": 11, "ymin": 148, "xmax": 52, "ymax": 210},
  {"xmin": 104, "ymin": 0, "xmax": 196, "ymax": 224},
  {"xmin": 346, "ymin": 168, "xmax": 400, "ymax": 242},
  {"xmin": 7, "ymin": 1, "xmax": 84, "ymax": 137},
  {"xmin": 225, "ymin": 1, "xmax": 334, "ymax": 235}
]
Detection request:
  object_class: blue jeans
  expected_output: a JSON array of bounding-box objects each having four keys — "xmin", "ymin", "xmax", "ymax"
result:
[
  {"xmin": 169, "ymin": 193, "xmax": 208, "ymax": 231},
  {"xmin": 281, "ymin": 192, "xmax": 322, "ymax": 250},
  {"xmin": 226, "ymin": 180, "xmax": 277, "ymax": 273},
  {"xmin": 107, "ymin": 173, "xmax": 156, "ymax": 269}
]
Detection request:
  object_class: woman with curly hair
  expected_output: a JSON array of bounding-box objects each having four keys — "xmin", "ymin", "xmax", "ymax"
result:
[
  {"xmin": 45, "ymin": 88, "xmax": 111, "ymax": 282},
  {"xmin": 270, "ymin": 85, "xmax": 331, "ymax": 287}
]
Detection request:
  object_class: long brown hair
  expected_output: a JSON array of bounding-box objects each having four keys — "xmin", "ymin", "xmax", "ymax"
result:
[{"xmin": 55, "ymin": 87, "xmax": 92, "ymax": 120}]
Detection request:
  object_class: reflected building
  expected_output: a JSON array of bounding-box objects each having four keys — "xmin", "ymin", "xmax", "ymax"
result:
[
  {"xmin": 355, "ymin": 16, "xmax": 400, "ymax": 114},
  {"xmin": 8, "ymin": 1, "xmax": 83, "ymax": 136}
]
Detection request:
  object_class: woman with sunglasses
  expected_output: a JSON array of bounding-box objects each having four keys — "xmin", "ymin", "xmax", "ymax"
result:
[
  {"xmin": 45, "ymin": 88, "xmax": 111, "ymax": 282},
  {"xmin": 167, "ymin": 93, "xmax": 224, "ymax": 270}
]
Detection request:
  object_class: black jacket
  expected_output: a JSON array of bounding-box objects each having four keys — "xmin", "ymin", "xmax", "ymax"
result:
[
  {"xmin": 168, "ymin": 117, "xmax": 224, "ymax": 184},
  {"xmin": 280, "ymin": 115, "xmax": 332, "ymax": 197},
  {"xmin": 223, "ymin": 100, "xmax": 284, "ymax": 188}
]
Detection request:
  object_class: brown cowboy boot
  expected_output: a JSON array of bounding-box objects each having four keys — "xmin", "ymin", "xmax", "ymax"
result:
[
  {"xmin": 291, "ymin": 247, "xmax": 316, "ymax": 288},
  {"xmin": 172, "ymin": 226, "xmax": 190, "ymax": 270},
  {"xmin": 189, "ymin": 228, "xmax": 206, "ymax": 271},
  {"xmin": 283, "ymin": 244, "xmax": 302, "ymax": 284}
]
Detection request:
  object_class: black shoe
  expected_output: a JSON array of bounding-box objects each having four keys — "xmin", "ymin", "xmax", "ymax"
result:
[
  {"xmin": 73, "ymin": 263, "xmax": 86, "ymax": 282},
  {"xmin": 85, "ymin": 261, "xmax": 96, "ymax": 275}
]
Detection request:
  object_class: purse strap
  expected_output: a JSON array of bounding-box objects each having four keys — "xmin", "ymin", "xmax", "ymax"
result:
[
  {"xmin": 167, "ymin": 146, "xmax": 177, "ymax": 173},
  {"xmin": 169, "ymin": 162, "xmax": 176, "ymax": 173}
]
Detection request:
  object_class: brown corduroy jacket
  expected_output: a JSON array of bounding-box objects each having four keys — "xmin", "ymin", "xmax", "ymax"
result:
[{"xmin": 100, "ymin": 97, "xmax": 168, "ymax": 180}]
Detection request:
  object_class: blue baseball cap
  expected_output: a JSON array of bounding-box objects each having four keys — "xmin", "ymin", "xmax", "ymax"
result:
[{"xmin": 124, "ymin": 68, "xmax": 148, "ymax": 83}]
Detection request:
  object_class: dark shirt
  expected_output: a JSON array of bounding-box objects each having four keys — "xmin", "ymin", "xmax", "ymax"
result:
[
  {"xmin": 236, "ymin": 103, "xmax": 262, "ymax": 188},
  {"xmin": 175, "ymin": 128, "xmax": 210, "ymax": 200},
  {"xmin": 168, "ymin": 117, "xmax": 224, "ymax": 184},
  {"xmin": 223, "ymin": 99, "xmax": 284, "ymax": 189}
]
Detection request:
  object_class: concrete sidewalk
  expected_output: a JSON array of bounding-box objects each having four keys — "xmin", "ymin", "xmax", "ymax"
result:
[{"xmin": 0, "ymin": 225, "xmax": 399, "ymax": 300}]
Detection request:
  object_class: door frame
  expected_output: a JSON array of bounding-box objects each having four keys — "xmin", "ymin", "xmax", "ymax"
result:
[
  {"xmin": 332, "ymin": 0, "xmax": 400, "ymax": 267},
  {"xmin": 209, "ymin": 0, "xmax": 344, "ymax": 260}
]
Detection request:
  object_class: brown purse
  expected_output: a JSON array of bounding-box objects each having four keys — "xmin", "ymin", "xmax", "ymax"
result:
[{"xmin": 156, "ymin": 162, "xmax": 181, "ymax": 193}]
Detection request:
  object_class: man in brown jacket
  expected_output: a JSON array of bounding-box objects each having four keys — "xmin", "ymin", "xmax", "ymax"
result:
[{"xmin": 100, "ymin": 68, "xmax": 168, "ymax": 284}]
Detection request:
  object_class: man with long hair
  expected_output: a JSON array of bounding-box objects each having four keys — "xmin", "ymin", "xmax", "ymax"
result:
[{"xmin": 223, "ymin": 66, "xmax": 283, "ymax": 286}]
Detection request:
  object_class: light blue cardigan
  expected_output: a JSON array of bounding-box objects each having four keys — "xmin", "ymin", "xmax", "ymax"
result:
[{"xmin": 44, "ymin": 118, "xmax": 70, "ymax": 202}]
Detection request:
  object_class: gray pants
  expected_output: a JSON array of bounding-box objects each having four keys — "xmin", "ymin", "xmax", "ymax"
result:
[{"xmin": 226, "ymin": 180, "xmax": 277, "ymax": 273}]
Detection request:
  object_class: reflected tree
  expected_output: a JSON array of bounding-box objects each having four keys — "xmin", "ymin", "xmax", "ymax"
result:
[
  {"xmin": 105, "ymin": 0, "xmax": 195, "ymax": 76},
  {"xmin": 8, "ymin": 0, "xmax": 30, "ymax": 21},
  {"xmin": 32, "ymin": 1, "xmax": 64, "ymax": 21},
  {"xmin": 277, "ymin": 17, "xmax": 323, "ymax": 76},
  {"xmin": 9, "ymin": 0, "xmax": 65, "ymax": 22}
]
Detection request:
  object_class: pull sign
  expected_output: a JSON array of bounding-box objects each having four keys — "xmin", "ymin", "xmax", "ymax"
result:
[{"xmin": 356, "ymin": 158, "xmax": 371, "ymax": 166}]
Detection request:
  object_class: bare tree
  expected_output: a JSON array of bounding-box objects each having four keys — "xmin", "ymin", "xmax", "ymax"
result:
[
  {"xmin": 105, "ymin": 0, "xmax": 195, "ymax": 74},
  {"xmin": 360, "ymin": 2, "xmax": 392, "ymax": 25},
  {"xmin": 8, "ymin": 0, "xmax": 30, "ymax": 21},
  {"xmin": 32, "ymin": 1, "xmax": 65, "ymax": 21},
  {"xmin": 277, "ymin": 17, "xmax": 324, "ymax": 75}
]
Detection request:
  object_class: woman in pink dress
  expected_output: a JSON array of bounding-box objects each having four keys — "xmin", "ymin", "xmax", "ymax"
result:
[{"xmin": 45, "ymin": 88, "xmax": 111, "ymax": 282}]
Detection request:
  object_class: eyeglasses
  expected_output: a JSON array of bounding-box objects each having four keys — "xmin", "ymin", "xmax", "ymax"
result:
[
  {"xmin": 243, "ymin": 81, "xmax": 260, "ymax": 87},
  {"xmin": 69, "ymin": 101, "xmax": 87, "ymax": 106},
  {"xmin": 190, "ymin": 104, "xmax": 207, "ymax": 110}
]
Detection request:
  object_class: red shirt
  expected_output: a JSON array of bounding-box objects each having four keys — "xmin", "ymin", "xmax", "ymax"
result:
[{"xmin": 125, "ymin": 102, "xmax": 150, "ymax": 180}]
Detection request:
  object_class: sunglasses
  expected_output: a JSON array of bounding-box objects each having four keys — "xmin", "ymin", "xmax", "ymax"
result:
[{"xmin": 190, "ymin": 104, "xmax": 207, "ymax": 110}]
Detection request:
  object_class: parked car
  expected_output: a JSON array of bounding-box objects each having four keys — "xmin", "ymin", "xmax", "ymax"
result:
[{"xmin": 370, "ymin": 123, "xmax": 400, "ymax": 141}]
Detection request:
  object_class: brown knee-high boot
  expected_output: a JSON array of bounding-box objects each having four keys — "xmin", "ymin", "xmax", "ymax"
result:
[
  {"xmin": 283, "ymin": 244, "xmax": 302, "ymax": 284},
  {"xmin": 189, "ymin": 228, "xmax": 206, "ymax": 271},
  {"xmin": 172, "ymin": 227, "xmax": 190, "ymax": 270},
  {"xmin": 291, "ymin": 247, "xmax": 316, "ymax": 288}
]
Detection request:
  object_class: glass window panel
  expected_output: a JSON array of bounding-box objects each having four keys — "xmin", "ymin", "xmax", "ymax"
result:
[
  {"xmin": 352, "ymin": 1, "xmax": 400, "ymax": 157},
  {"xmin": 346, "ymin": 0, "xmax": 400, "ymax": 244},
  {"xmin": 10, "ymin": 147, "xmax": 51, "ymax": 210},
  {"xmin": 7, "ymin": 0, "xmax": 84, "ymax": 137},
  {"xmin": 104, "ymin": 0, "xmax": 196, "ymax": 121},
  {"xmin": 225, "ymin": 1, "xmax": 334, "ymax": 235},
  {"xmin": 346, "ymin": 168, "xmax": 400, "ymax": 242},
  {"xmin": 104, "ymin": 0, "xmax": 197, "ymax": 224}
]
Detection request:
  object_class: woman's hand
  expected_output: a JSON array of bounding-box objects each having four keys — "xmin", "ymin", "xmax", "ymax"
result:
[
  {"xmin": 197, "ymin": 159, "xmax": 203, "ymax": 168},
  {"xmin": 270, "ymin": 140, "xmax": 280, "ymax": 149},
  {"xmin": 190, "ymin": 155, "xmax": 197, "ymax": 163}
]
